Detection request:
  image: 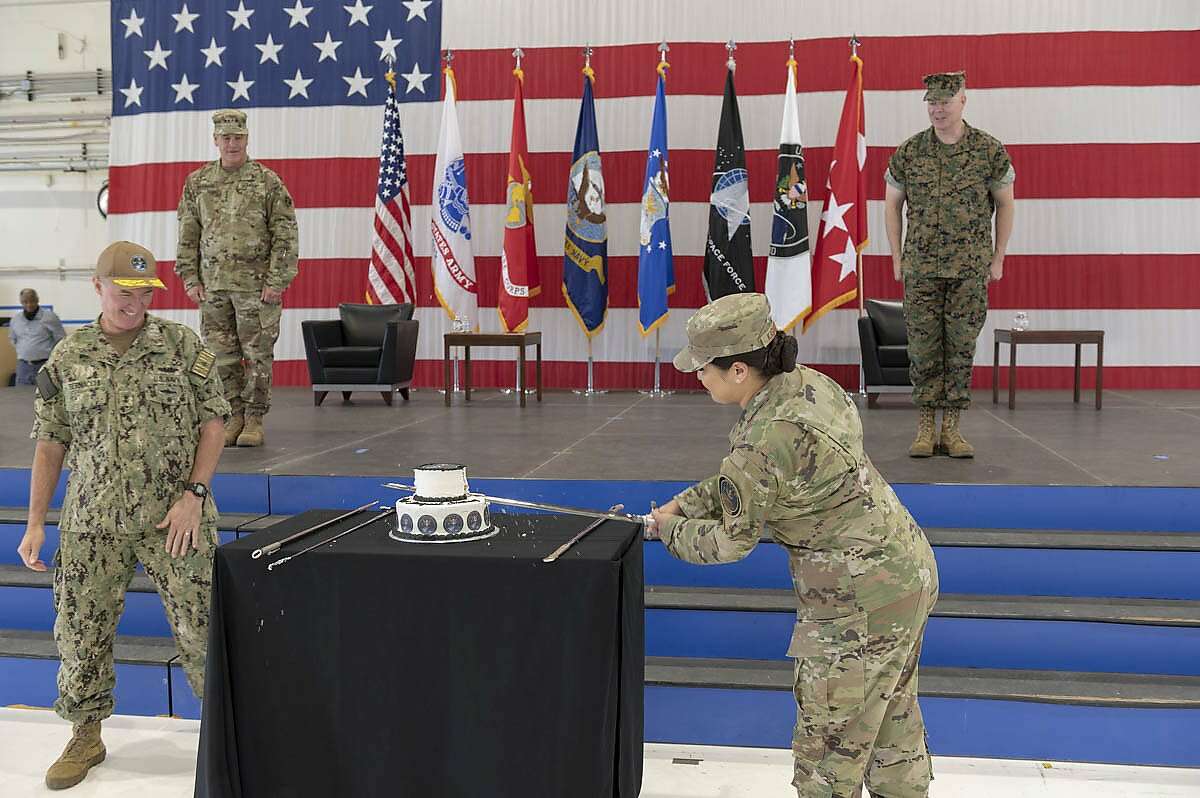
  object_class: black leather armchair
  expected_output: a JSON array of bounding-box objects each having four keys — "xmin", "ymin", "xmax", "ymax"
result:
[
  {"xmin": 857, "ymin": 299, "xmax": 913, "ymax": 407},
  {"xmin": 302, "ymin": 303, "xmax": 419, "ymax": 406}
]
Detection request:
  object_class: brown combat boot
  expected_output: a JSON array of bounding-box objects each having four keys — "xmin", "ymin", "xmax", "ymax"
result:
[
  {"xmin": 236, "ymin": 415, "xmax": 264, "ymax": 447},
  {"xmin": 940, "ymin": 408, "xmax": 975, "ymax": 458},
  {"xmin": 908, "ymin": 408, "xmax": 937, "ymax": 458},
  {"xmin": 45, "ymin": 721, "xmax": 105, "ymax": 790},
  {"xmin": 224, "ymin": 414, "xmax": 244, "ymax": 447}
]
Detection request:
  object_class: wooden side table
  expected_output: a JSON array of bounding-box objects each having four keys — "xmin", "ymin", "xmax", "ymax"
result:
[
  {"xmin": 993, "ymin": 329, "xmax": 1104, "ymax": 410},
  {"xmin": 444, "ymin": 332, "xmax": 543, "ymax": 407}
]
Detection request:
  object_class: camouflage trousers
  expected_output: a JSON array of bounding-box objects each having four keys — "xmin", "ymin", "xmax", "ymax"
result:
[
  {"xmin": 903, "ymin": 275, "xmax": 988, "ymax": 409},
  {"xmin": 200, "ymin": 289, "xmax": 282, "ymax": 418},
  {"xmin": 790, "ymin": 586, "xmax": 938, "ymax": 798},
  {"xmin": 52, "ymin": 524, "xmax": 215, "ymax": 724}
]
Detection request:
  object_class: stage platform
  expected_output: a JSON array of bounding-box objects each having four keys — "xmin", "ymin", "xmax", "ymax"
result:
[{"xmin": 0, "ymin": 386, "xmax": 1197, "ymax": 487}]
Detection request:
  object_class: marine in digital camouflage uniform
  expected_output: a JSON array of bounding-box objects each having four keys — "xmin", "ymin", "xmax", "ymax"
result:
[
  {"xmin": 884, "ymin": 71, "xmax": 1016, "ymax": 458},
  {"xmin": 650, "ymin": 294, "xmax": 940, "ymax": 798},
  {"xmin": 18, "ymin": 241, "xmax": 229, "ymax": 790},
  {"xmin": 176, "ymin": 108, "xmax": 298, "ymax": 447}
]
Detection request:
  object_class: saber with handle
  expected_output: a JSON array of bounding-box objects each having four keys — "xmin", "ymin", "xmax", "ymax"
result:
[
  {"xmin": 268, "ymin": 508, "xmax": 395, "ymax": 571},
  {"xmin": 252, "ymin": 501, "xmax": 377, "ymax": 559},
  {"xmin": 542, "ymin": 503, "xmax": 623, "ymax": 563},
  {"xmin": 383, "ymin": 483, "xmax": 639, "ymax": 523}
]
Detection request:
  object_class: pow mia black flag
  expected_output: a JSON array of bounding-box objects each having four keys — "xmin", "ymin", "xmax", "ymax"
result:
[{"xmin": 703, "ymin": 66, "xmax": 755, "ymax": 300}]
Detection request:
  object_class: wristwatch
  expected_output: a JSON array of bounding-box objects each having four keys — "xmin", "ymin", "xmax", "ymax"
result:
[{"xmin": 185, "ymin": 482, "xmax": 209, "ymax": 500}]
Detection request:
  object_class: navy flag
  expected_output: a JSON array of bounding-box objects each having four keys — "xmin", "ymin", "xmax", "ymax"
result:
[
  {"xmin": 562, "ymin": 70, "xmax": 608, "ymax": 336},
  {"xmin": 703, "ymin": 67, "xmax": 754, "ymax": 299},
  {"xmin": 637, "ymin": 63, "xmax": 674, "ymax": 336}
]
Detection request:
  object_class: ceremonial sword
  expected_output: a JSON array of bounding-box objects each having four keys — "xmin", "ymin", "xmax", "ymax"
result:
[
  {"xmin": 382, "ymin": 483, "xmax": 641, "ymax": 523},
  {"xmin": 268, "ymin": 508, "xmax": 395, "ymax": 571},
  {"xmin": 542, "ymin": 503, "xmax": 624, "ymax": 563},
  {"xmin": 251, "ymin": 501, "xmax": 378, "ymax": 559}
]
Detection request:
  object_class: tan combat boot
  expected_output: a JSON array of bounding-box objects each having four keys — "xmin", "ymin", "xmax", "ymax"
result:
[
  {"xmin": 940, "ymin": 407, "xmax": 975, "ymax": 458},
  {"xmin": 224, "ymin": 414, "xmax": 244, "ymax": 447},
  {"xmin": 45, "ymin": 721, "xmax": 105, "ymax": 790},
  {"xmin": 908, "ymin": 407, "xmax": 937, "ymax": 458},
  {"xmin": 236, "ymin": 415, "xmax": 265, "ymax": 447}
]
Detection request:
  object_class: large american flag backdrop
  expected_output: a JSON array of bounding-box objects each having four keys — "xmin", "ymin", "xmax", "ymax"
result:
[{"xmin": 108, "ymin": 1, "xmax": 1200, "ymax": 391}]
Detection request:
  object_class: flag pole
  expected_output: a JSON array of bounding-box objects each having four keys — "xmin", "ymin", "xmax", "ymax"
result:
[
  {"xmin": 571, "ymin": 44, "xmax": 607, "ymax": 397},
  {"xmin": 640, "ymin": 41, "xmax": 674, "ymax": 399},
  {"xmin": 849, "ymin": 33, "xmax": 868, "ymax": 399}
]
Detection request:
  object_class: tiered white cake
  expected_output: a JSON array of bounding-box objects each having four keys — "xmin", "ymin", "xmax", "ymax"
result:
[{"xmin": 391, "ymin": 463, "xmax": 495, "ymax": 543}]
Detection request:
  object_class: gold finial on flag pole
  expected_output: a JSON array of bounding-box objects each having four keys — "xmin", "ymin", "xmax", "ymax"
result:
[
  {"xmin": 442, "ymin": 49, "xmax": 457, "ymax": 98},
  {"xmin": 657, "ymin": 41, "xmax": 670, "ymax": 76},
  {"xmin": 849, "ymin": 35, "xmax": 861, "ymax": 58},
  {"xmin": 582, "ymin": 44, "xmax": 595, "ymax": 82},
  {"xmin": 787, "ymin": 38, "xmax": 797, "ymax": 72},
  {"xmin": 512, "ymin": 46, "xmax": 524, "ymax": 80},
  {"xmin": 384, "ymin": 54, "xmax": 396, "ymax": 89},
  {"xmin": 726, "ymin": 40, "xmax": 737, "ymax": 71}
]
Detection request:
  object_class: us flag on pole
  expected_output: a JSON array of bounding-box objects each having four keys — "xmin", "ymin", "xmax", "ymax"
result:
[{"xmin": 368, "ymin": 73, "xmax": 418, "ymax": 305}]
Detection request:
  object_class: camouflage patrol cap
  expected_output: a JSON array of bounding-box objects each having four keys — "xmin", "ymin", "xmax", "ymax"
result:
[
  {"xmin": 212, "ymin": 109, "xmax": 248, "ymax": 135},
  {"xmin": 922, "ymin": 71, "xmax": 966, "ymax": 101},
  {"xmin": 673, "ymin": 293, "xmax": 777, "ymax": 372},
  {"xmin": 95, "ymin": 241, "xmax": 166, "ymax": 289}
]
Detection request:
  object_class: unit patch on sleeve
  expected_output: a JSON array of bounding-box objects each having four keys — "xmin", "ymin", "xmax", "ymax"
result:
[
  {"xmin": 190, "ymin": 349, "xmax": 216, "ymax": 379},
  {"xmin": 718, "ymin": 475, "xmax": 743, "ymax": 518}
]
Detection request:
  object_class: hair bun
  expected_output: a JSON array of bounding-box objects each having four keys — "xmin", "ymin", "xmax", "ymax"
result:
[{"xmin": 778, "ymin": 333, "xmax": 798, "ymax": 373}]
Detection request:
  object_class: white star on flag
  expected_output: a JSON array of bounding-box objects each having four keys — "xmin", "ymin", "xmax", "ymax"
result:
[
  {"xmin": 227, "ymin": 1, "xmax": 254, "ymax": 31},
  {"xmin": 121, "ymin": 9, "xmax": 144, "ymax": 38},
  {"xmin": 344, "ymin": 0, "xmax": 373, "ymax": 27},
  {"xmin": 821, "ymin": 192, "xmax": 853, "ymax": 237},
  {"xmin": 171, "ymin": 74, "xmax": 199, "ymax": 104},
  {"xmin": 256, "ymin": 33, "xmax": 283, "ymax": 64},
  {"xmin": 120, "ymin": 78, "xmax": 143, "ymax": 107},
  {"xmin": 343, "ymin": 67, "xmax": 373, "ymax": 98},
  {"xmin": 283, "ymin": 0, "xmax": 313, "ymax": 28},
  {"xmin": 172, "ymin": 4, "xmax": 199, "ymax": 33},
  {"xmin": 201, "ymin": 37, "xmax": 225, "ymax": 67},
  {"xmin": 313, "ymin": 32, "xmax": 342, "ymax": 62},
  {"xmin": 829, "ymin": 235, "xmax": 860, "ymax": 282},
  {"xmin": 144, "ymin": 40, "xmax": 172, "ymax": 71},
  {"xmin": 400, "ymin": 62, "xmax": 430, "ymax": 93},
  {"xmin": 227, "ymin": 71, "xmax": 254, "ymax": 102},
  {"xmin": 284, "ymin": 68, "xmax": 313, "ymax": 99},
  {"xmin": 402, "ymin": 0, "xmax": 432, "ymax": 21},
  {"xmin": 375, "ymin": 30, "xmax": 402, "ymax": 61}
]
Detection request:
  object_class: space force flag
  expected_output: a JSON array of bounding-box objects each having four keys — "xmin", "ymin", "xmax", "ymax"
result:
[
  {"xmin": 562, "ymin": 68, "xmax": 608, "ymax": 336},
  {"xmin": 431, "ymin": 65, "xmax": 479, "ymax": 329}
]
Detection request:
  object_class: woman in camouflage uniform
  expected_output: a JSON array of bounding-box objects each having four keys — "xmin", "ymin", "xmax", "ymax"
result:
[{"xmin": 649, "ymin": 293, "xmax": 939, "ymax": 798}]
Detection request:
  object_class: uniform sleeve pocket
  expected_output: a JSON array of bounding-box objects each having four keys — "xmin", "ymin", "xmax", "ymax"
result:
[{"xmin": 788, "ymin": 613, "xmax": 868, "ymax": 730}]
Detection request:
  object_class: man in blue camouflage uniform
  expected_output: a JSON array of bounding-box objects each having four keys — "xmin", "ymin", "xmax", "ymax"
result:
[
  {"xmin": 17, "ymin": 241, "xmax": 229, "ymax": 790},
  {"xmin": 884, "ymin": 71, "xmax": 1016, "ymax": 458},
  {"xmin": 649, "ymin": 293, "xmax": 939, "ymax": 798}
]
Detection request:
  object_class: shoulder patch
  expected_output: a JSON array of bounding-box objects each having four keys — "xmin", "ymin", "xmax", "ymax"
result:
[
  {"xmin": 718, "ymin": 475, "xmax": 743, "ymax": 518},
  {"xmin": 190, "ymin": 349, "xmax": 216, "ymax": 379},
  {"xmin": 35, "ymin": 368, "xmax": 59, "ymax": 400}
]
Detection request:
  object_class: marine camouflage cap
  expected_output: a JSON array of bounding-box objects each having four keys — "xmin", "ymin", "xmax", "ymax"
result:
[
  {"xmin": 922, "ymin": 71, "xmax": 966, "ymax": 101},
  {"xmin": 212, "ymin": 108, "xmax": 248, "ymax": 135},
  {"xmin": 95, "ymin": 241, "xmax": 165, "ymax": 289},
  {"xmin": 673, "ymin": 293, "xmax": 777, "ymax": 373}
]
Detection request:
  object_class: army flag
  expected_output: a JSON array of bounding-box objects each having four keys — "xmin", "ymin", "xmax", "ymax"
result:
[
  {"xmin": 431, "ymin": 65, "xmax": 479, "ymax": 330},
  {"xmin": 562, "ymin": 70, "xmax": 608, "ymax": 336},
  {"xmin": 804, "ymin": 52, "xmax": 867, "ymax": 332},
  {"xmin": 703, "ymin": 67, "xmax": 754, "ymax": 300},
  {"xmin": 498, "ymin": 66, "xmax": 539, "ymax": 332},
  {"xmin": 637, "ymin": 63, "xmax": 674, "ymax": 336},
  {"xmin": 764, "ymin": 57, "xmax": 811, "ymax": 331}
]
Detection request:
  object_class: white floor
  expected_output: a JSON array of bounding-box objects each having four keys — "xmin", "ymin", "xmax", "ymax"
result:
[{"xmin": 2, "ymin": 707, "xmax": 1198, "ymax": 797}]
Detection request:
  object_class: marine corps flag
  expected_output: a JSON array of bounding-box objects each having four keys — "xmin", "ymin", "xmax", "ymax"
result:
[
  {"xmin": 804, "ymin": 51, "xmax": 867, "ymax": 332},
  {"xmin": 562, "ymin": 67, "xmax": 608, "ymax": 336},
  {"xmin": 637, "ymin": 60, "xmax": 674, "ymax": 336},
  {"xmin": 431, "ymin": 64, "xmax": 479, "ymax": 329},
  {"xmin": 498, "ymin": 64, "xmax": 539, "ymax": 332},
  {"xmin": 764, "ymin": 55, "xmax": 811, "ymax": 331},
  {"xmin": 703, "ymin": 65, "xmax": 754, "ymax": 300}
]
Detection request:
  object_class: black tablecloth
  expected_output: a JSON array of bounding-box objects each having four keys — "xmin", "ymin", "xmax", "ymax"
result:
[{"xmin": 195, "ymin": 509, "xmax": 644, "ymax": 798}]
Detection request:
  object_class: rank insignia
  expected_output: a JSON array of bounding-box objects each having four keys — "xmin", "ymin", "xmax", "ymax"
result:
[
  {"xmin": 718, "ymin": 475, "xmax": 743, "ymax": 518},
  {"xmin": 191, "ymin": 349, "xmax": 216, "ymax": 379}
]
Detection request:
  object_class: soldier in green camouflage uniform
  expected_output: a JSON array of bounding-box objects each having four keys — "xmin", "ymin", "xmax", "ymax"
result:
[
  {"xmin": 649, "ymin": 294, "xmax": 939, "ymax": 798},
  {"xmin": 176, "ymin": 109, "xmax": 298, "ymax": 448},
  {"xmin": 17, "ymin": 242, "xmax": 229, "ymax": 790},
  {"xmin": 884, "ymin": 71, "xmax": 1016, "ymax": 458}
]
